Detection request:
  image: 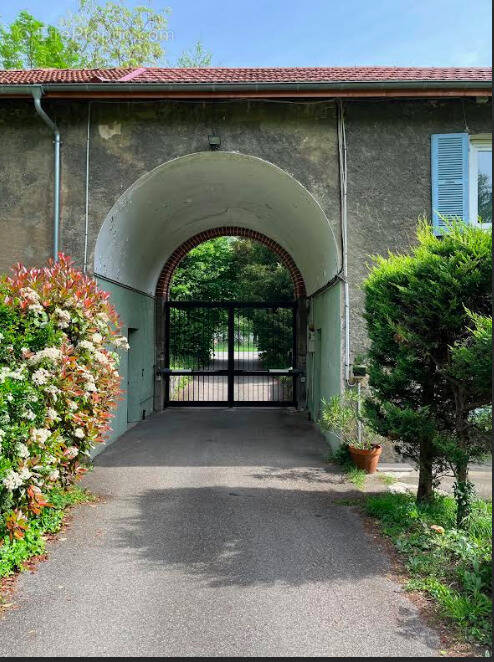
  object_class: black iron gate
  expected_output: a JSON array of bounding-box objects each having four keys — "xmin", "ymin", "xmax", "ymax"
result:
[{"xmin": 163, "ymin": 301, "xmax": 297, "ymax": 406}]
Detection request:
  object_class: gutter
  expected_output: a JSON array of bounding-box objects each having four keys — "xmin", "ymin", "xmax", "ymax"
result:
[
  {"xmin": 30, "ymin": 86, "xmax": 60, "ymax": 261},
  {"xmin": 0, "ymin": 79, "xmax": 490, "ymax": 100}
]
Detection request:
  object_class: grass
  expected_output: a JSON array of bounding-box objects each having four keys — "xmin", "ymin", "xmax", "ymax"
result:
[
  {"xmin": 214, "ymin": 342, "xmax": 258, "ymax": 353},
  {"xmin": 346, "ymin": 466, "xmax": 367, "ymax": 490},
  {"xmin": 365, "ymin": 492, "xmax": 492, "ymax": 648},
  {"xmin": 0, "ymin": 485, "xmax": 96, "ymax": 579},
  {"xmin": 377, "ymin": 473, "xmax": 397, "ymax": 486},
  {"xmin": 326, "ymin": 444, "xmax": 368, "ymax": 490}
]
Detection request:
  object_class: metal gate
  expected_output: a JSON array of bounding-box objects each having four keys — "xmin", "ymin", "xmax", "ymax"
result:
[{"xmin": 163, "ymin": 301, "xmax": 297, "ymax": 406}]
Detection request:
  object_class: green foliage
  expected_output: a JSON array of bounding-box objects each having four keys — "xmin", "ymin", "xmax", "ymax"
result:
[
  {"xmin": 169, "ymin": 237, "xmax": 295, "ymax": 369},
  {"xmin": 363, "ymin": 220, "xmax": 492, "ymax": 511},
  {"xmin": 0, "ymin": 10, "xmax": 80, "ymax": 69},
  {"xmin": 366, "ymin": 492, "xmax": 492, "ymax": 645},
  {"xmin": 60, "ymin": 0, "xmax": 171, "ymax": 67},
  {"xmin": 1, "ymin": 3, "xmax": 213, "ymax": 70},
  {"xmin": 320, "ymin": 390, "xmax": 380, "ymax": 450},
  {"xmin": 176, "ymin": 40, "xmax": 212, "ymax": 68},
  {"xmin": 346, "ymin": 466, "xmax": 367, "ymax": 489},
  {"xmin": 0, "ymin": 485, "xmax": 94, "ymax": 578}
]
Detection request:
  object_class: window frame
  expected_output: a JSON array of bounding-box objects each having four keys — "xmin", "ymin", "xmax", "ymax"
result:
[{"xmin": 469, "ymin": 135, "xmax": 492, "ymax": 229}]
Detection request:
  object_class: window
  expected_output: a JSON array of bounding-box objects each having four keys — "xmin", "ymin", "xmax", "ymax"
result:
[
  {"xmin": 469, "ymin": 136, "xmax": 492, "ymax": 228},
  {"xmin": 431, "ymin": 133, "xmax": 492, "ymax": 233}
]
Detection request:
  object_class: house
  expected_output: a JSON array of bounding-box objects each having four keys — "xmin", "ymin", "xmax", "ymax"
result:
[{"xmin": 0, "ymin": 67, "xmax": 491, "ymax": 443}]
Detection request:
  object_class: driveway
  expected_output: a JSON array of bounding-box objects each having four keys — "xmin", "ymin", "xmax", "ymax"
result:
[{"xmin": 0, "ymin": 409, "xmax": 439, "ymax": 657}]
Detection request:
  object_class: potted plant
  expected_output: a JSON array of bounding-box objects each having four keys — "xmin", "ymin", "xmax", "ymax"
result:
[
  {"xmin": 320, "ymin": 390, "xmax": 382, "ymax": 474},
  {"xmin": 352, "ymin": 354, "xmax": 367, "ymax": 379}
]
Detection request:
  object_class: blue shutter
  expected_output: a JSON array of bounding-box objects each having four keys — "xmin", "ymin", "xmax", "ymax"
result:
[{"xmin": 431, "ymin": 133, "xmax": 469, "ymax": 234}]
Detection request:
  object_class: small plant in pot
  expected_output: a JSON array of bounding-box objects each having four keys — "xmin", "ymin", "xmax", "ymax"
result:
[
  {"xmin": 352, "ymin": 354, "xmax": 368, "ymax": 379},
  {"xmin": 320, "ymin": 389, "xmax": 382, "ymax": 473}
]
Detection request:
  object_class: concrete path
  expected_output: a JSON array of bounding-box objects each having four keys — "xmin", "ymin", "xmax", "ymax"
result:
[
  {"xmin": 0, "ymin": 410, "xmax": 439, "ymax": 657},
  {"xmin": 171, "ymin": 356, "xmax": 292, "ymax": 403}
]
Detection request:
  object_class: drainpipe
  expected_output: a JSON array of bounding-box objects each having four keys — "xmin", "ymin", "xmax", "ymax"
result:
[
  {"xmin": 337, "ymin": 99, "xmax": 351, "ymax": 385},
  {"xmin": 31, "ymin": 86, "xmax": 60, "ymax": 262}
]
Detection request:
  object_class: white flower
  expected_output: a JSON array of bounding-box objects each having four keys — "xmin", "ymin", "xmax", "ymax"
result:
[
  {"xmin": 3, "ymin": 470, "xmax": 23, "ymax": 491},
  {"xmin": 30, "ymin": 428, "xmax": 51, "ymax": 446},
  {"xmin": 112, "ymin": 335, "xmax": 130, "ymax": 350},
  {"xmin": 20, "ymin": 287, "xmax": 41, "ymax": 303},
  {"xmin": 47, "ymin": 469, "xmax": 59, "ymax": 482},
  {"xmin": 23, "ymin": 409, "xmax": 36, "ymax": 421},
  {"xmin": 32, "ymin": 368, "xmax": 51, "ymax": 385},
  {"xmin": 6, "ymin": 394, "xmax": 13, "ymax": 402},
  {"xmin": 64, "ymin": 446, "xmax": 79, "ymax": 460},
  {"xmin": 54, "ymin": 307, "xmax": 71, "ymax": 329},
  {"xmin": 74, "ymin": 428, "xmax": 85, "ymax": 439},
  {"xmin": 46, "ymin": 408, "xmax": 60, "ymax": 422},
  {"xmin": 92, "ymin": 332, "xmax": 103, "ymax": 344},
  {"xmin": 0, "ymin": 429, "xmax": 5, "ymax": 441},
  {"xmin": 15, "ymin": 442, "xmax": 30, "ymax": 458},
  {"xmin": 44, "ymin": 385, "xmax": 60, "ymax": 401},
  {"xmin": 78, "ymin": 340, "xmax": 95, "ymax": 353},
  {"xmin": 28, "ymin": 303, "xmax": 45, "ymax": 315},
  {"xmin": 0, "ymin": 366, "xmax": 26, "ymax": 382},
  {"xmin": 84, "ymin": 382, "xmax": 97, "ymax": 392},
  {"xmin": 28, "ymin": 347, "xmax": 62, "ymax": 365},
  {"xmin": 19, "ymin": 467, "xmax": 32, "ymax": 481},
  {"xmin": 94, "ymin": 351, "xmax": 110, "ymax": 365},
  {"xmin": 67, "ymin": 400, "xmax": 78, "ymax": 411}
]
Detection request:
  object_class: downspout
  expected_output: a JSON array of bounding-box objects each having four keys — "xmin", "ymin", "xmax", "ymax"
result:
[
  {"xmin": 337, "ymin": 99, "xmax": 351, "ymax": 385},
  {"xmin": 31, "ymin": 86, "xmax": 60, "ymax": 262},
  {"xmin": 83, "ymin": 102, "xmax": 91, "ymax": 273}
]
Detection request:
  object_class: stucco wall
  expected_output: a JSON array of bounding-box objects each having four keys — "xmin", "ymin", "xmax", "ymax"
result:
[
  {"xmin": 344, "ymin": 97, "xmax": 492, "ymax": 354},
  {"xmin": 94, "ymin": 278, "xmax": 155, "ymax": 446},
  {"xmin": 306, "ymin": 283, "xmax": 342, "ymax": 443},
  {"xmin": 0, "ymin": 96, "xmax": 491, "ymax": 434}
]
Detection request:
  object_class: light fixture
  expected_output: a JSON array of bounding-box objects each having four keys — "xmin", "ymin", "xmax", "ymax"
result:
[{"xmin": 208, "ymin": 133, "xmax": 221, "ymax": 150}]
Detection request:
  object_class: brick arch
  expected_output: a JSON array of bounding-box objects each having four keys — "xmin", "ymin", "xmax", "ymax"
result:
[{"xmin": 155, "ymin": 227, "xmax": 306, "ymax": 300}]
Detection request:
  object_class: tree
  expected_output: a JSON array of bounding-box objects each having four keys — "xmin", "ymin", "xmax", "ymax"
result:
[
  {"xmin": 60, "ymin": 0, "xmax": 171, "ymax": 68},
  {"xmin": 1, "ymin": 3, "xmax": 213, "ymax": 70},
  {"xmin": 176, "ymin": 41, "xmax": 212, "ymax": 68},
  {"xmin": 0, "ymin": 11, "xmax": 80, "ymax": 69},
  {"xmin": 363, "ymin": 221, "xmax": 492, "ymax": 516},
  {"xmin": 168, "ymin": 237, "xmax": 295, "ymax": 369}
]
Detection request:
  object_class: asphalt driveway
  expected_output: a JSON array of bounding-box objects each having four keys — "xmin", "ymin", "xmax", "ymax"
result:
[{"xmin": 0, "ymin": 409, "xmax": 439, "ymax": 657}]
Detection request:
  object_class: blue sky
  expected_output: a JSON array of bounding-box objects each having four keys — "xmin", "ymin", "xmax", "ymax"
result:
[{"xmin": 1, "ymin": 0, "xmax": 492, "ymax": 67}]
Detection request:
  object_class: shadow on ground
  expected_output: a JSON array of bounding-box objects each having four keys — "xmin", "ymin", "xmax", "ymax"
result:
[{"xmin": 115, "ymin": 485, "xmax": 385, "ymax": 589}]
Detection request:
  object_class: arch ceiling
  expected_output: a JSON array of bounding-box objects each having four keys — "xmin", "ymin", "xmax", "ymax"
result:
[{"xmin": 95, "ymin": 151, "xmax": 339, "ymax": 296}]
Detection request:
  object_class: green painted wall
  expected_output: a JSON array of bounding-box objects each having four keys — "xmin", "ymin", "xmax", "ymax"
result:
[
  {"xmin": 306, "ymin": 283, "xmax": 342, "ymax": 450},
  {"xmin": 95, "ymin": 278, "xmax": 155, "ymax": 448}
]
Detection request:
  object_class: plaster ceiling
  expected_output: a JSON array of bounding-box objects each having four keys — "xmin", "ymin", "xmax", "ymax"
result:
[{"xmin": 94, "ymin": 151, "xmax": 339, "ymax": 296}]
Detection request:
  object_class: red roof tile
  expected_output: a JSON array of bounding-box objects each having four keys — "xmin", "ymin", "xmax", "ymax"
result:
[{"xmin": 0, "ymin": 66, "xmax": 491, "ymax": 86}]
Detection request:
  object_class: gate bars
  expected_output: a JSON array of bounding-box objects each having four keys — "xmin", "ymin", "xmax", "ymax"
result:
[{"xmin": 162, "ymin": 301, "xmax": 298, "ymax": 407}]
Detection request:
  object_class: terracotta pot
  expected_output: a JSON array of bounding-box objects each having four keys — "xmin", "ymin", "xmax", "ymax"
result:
[{"xmin": 348, "ymin": 444, "xmax": 382, "ymax": 474}]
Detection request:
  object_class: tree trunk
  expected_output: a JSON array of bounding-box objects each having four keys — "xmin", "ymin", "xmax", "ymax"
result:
[
  {"xmin": 417, "ymin": 436, "xmax": 434, "ymax": 504},
  {"xmin": 455, "ymin": 461, "xmax": 472, "ymax": 528}
]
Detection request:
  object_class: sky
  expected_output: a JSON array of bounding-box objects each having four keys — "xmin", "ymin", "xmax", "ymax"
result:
[{"xmin": 0, "ymin": 0, "xmax": 491, "ymax": 68}]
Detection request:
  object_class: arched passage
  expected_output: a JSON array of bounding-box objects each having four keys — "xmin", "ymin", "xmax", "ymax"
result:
[
  {"xmin": 95, "ymin": 151, "xmax": 339, "ymax": 296},
  {"xmin": 94, "ymin": 151, "xmax": 341, "ymax": 439},
  {"xmin": 156, "ymin": 227, "xmax": 306, "ymax": 300}
]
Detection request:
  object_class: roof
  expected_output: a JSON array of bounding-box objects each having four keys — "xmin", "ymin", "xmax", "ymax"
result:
[
  {"xmin": 0, "ymin": 67, "xmax": 490, "ymax": 99},
  {"xmin": 0, "ymin": 66, "xmax": 491, "ymax": 85}
]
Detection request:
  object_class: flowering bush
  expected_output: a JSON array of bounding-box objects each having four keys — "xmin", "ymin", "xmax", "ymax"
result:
[{"xmin": 0, "ymin": 254, "xmax": 127, "ymax": 537}]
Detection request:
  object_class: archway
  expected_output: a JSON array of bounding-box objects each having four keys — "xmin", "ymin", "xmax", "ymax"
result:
[
  {"xmin": 94, "ymin": 152, "xmax": 341, "ymax": 439},
  {"xmin": 160, "ymin": 231, "xmax": 303, "ymax": 407},
  {"xmin": 156, "ymin": 227, "xmax": 306, "ymax": 300}
]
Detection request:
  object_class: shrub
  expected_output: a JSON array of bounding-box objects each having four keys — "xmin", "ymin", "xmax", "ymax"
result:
[
  {"xmin": 0, "ymin": 254, "xmax": 127, "ymax": 536},
  {"xmin": 363, "ymin": 220, "xmax": 492, "ymax": 515}
]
